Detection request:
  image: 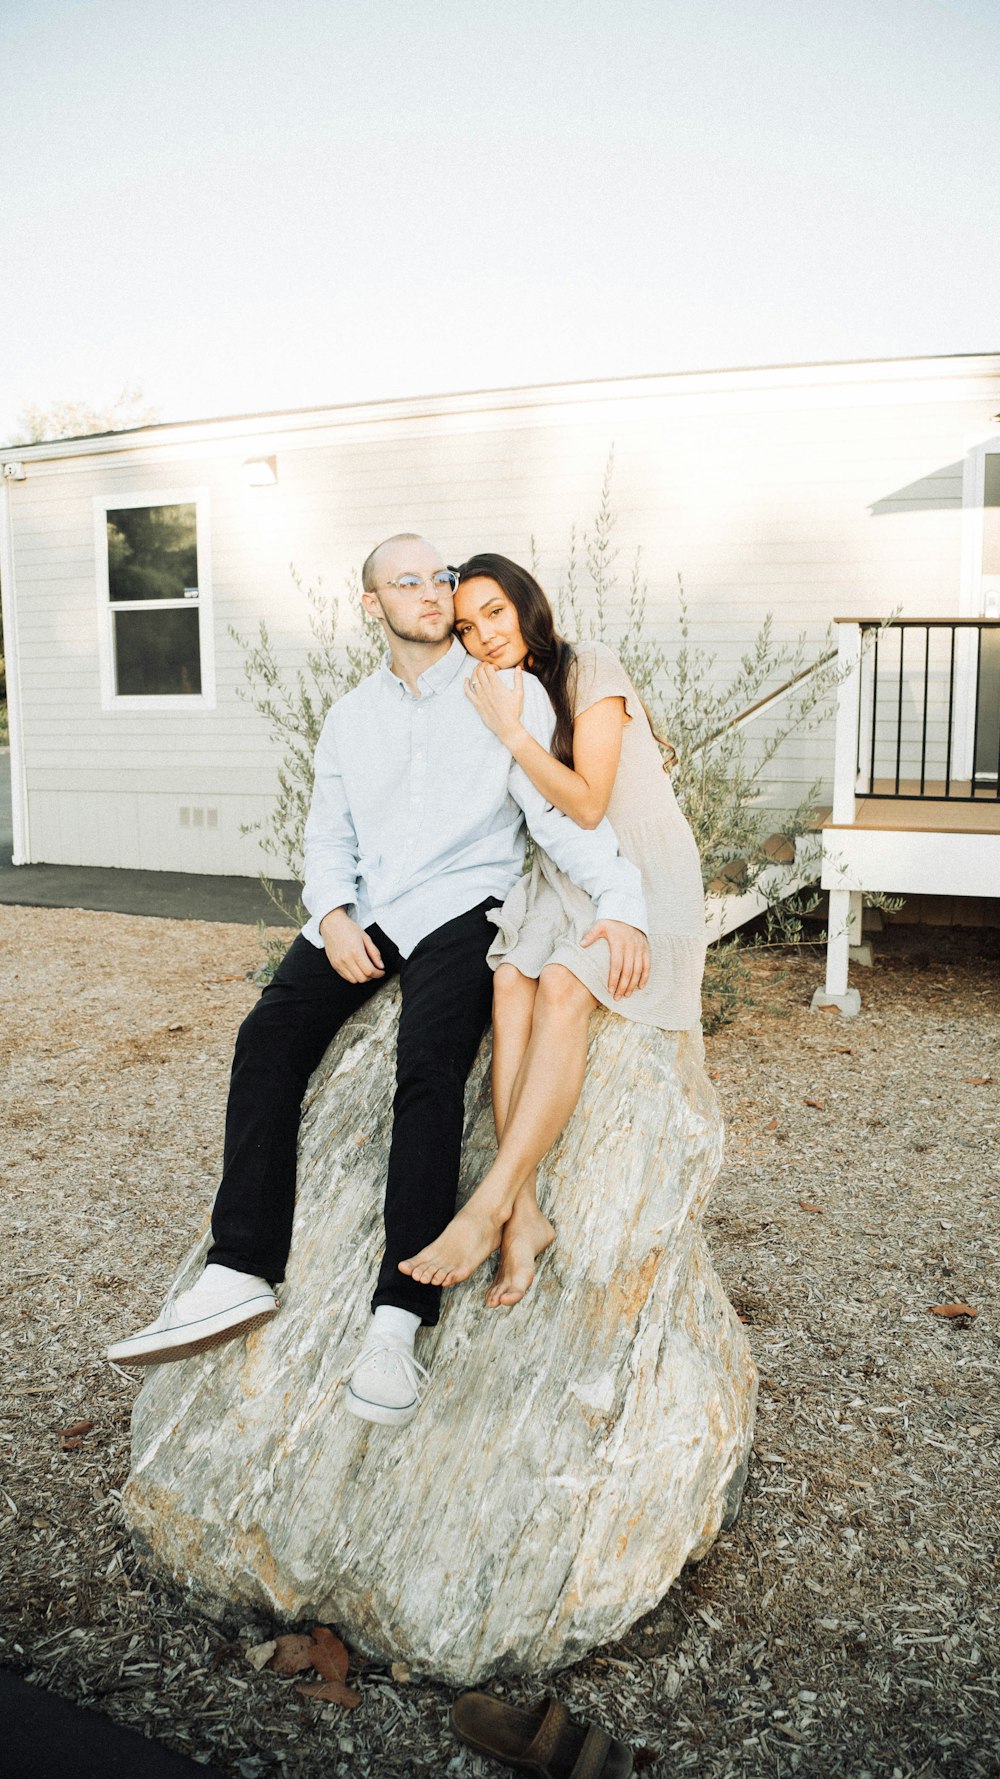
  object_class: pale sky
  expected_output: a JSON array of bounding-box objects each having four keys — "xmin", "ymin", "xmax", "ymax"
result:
[{"xmin": 2, "ymin": 0, "xmax": 998, "ymax": 442}]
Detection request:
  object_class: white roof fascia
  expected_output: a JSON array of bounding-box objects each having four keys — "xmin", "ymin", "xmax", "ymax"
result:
[{"xmin": 5, "ymin": 353, "xmax": 1000, "ymax": 472}]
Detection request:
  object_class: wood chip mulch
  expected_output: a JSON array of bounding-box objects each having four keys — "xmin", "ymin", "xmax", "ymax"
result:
[{"xmin": 1, "ymin": 906, "xmax": 997, "ymax": 1779}]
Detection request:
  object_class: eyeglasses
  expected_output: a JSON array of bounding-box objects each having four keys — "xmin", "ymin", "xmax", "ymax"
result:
[{"xmin": 376, "ymin": 570, "xmax": 459, "ymax": 595}]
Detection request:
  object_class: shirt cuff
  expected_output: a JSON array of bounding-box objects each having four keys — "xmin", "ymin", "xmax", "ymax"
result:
[
  {"xmin": 593, "ymin": 890, "xmax": 649, "ymax": 933},
  {"xmin": 303, "ymin": 877, "xmax": 358, "ymax": 924}
]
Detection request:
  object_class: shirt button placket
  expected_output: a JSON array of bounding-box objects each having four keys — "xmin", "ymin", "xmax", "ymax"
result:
[{"xmin": 406, "ymin": 698, "xmax": 428, "ymax": 853}]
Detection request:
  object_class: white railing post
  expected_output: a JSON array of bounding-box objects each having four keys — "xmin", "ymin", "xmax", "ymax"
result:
[{"xmin": 832, "ymin": 622, "xmax": 861, "ymax": 824}]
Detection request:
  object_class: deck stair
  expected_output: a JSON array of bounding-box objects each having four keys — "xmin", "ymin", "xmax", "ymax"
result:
[{"xmin": 704, "ymin": 819, "xmax": 828, "ymax": 944}]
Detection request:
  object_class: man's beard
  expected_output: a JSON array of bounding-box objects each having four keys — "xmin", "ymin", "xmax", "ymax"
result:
[{"xmin": 381, "ymin": 610, "xmax": 452, "ymax": 646}]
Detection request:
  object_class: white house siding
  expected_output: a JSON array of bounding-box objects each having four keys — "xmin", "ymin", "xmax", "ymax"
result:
[{"xmin": 4, "ymin": 354, "xmax": 999, "ymax": 875}]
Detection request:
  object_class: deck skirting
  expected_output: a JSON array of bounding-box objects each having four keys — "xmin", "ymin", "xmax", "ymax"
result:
[{"xmin": 820, "ymin": 825, "xmax": 1000, "ymax": 899}]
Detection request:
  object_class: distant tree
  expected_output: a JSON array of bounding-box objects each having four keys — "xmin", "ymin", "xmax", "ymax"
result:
[{"xmin": 11, "ymin": 382, "xmax": 159, "ymax": 445}]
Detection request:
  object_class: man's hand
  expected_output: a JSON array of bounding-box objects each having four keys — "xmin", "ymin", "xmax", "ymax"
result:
[
  {"xmin": 580, "ymin": 919, "xmax": 650, "ymax": 1000},
  {"xmin": 319, "ymin": 908, "xmax": 385, "ymax": 983}
]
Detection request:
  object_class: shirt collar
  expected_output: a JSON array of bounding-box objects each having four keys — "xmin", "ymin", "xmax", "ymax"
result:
[{"xmin": 380, "ymin": 636, "xmax": 469, "ymax": 699}]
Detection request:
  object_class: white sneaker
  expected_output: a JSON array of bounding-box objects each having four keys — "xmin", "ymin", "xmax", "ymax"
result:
[
  {"xmin": 345, "ymin": 1332, "xmax": 429, "ymax": 1428},
  {"xmin": 106, "ymin": 1264, "xmax": 279, "ymax": 1366}
]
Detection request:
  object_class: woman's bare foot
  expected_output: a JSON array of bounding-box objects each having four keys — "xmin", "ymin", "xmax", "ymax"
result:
[
  {"xmin": 485, "ymin": 1203, "xmax": 555, "ymax": 1308},
  {"xmin": 398, "ymin": 1201, "xmax": 506, "ymax": 1289}
]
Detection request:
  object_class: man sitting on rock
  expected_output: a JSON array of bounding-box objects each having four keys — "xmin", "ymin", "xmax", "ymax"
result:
[{"xmin": 108, "ymin": 534, "xmax": 648, "ymax": 1426}]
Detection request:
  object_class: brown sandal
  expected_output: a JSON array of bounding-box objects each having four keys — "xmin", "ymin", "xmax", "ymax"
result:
[{"xmin": 451, "ymin": 1692, "xmax": 634, "ymax": 1779}]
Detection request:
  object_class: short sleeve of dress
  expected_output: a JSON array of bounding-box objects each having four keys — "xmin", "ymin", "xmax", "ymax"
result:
[{"xmin": 571, "ymin": 641, "xmax": 643, "ymax": 723}]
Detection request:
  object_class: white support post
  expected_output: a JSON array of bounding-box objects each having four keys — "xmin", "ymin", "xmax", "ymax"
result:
[
  {"xmin": 827, "ymin": 888, "xmax": 856, "ymax": 992},
  {"xmin": 848, "ymin": 880, "xmax": 874, "ymax": 968},
  {"xmin": 811, "ymin": 888, "xmax": 862, "ymax": 1016}
]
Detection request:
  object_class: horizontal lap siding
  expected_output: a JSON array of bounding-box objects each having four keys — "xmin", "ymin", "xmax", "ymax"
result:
[
  {"xmin": 26, "ymin": 790, "xmax": 276, "ymax": 875},
  {"xmin": 8, "ymin": 368, "xmax": 999, "ymax": 868}
]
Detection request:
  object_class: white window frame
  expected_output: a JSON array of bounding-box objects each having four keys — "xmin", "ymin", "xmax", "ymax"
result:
[{"xmin": 95, "ymin": 487, "xmax": 216, "ymax": 710}]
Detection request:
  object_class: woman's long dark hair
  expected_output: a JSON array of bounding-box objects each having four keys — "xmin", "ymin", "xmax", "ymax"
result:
[{"xmin": 455, "ymin": 554, "xmax": 578, "ymax": 767}]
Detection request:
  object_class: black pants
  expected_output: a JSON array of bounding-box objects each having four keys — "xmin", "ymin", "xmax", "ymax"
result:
[{"xmin": 207, "ymin": 900, "xmax": 497, "ymax": 1325}]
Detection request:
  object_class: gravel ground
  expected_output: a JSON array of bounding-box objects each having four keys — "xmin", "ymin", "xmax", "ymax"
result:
[{"xmin": 1, "ymin": 905, "xmax": 998, "ymax": 1779}]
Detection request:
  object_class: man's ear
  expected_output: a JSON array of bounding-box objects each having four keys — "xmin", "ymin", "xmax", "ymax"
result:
[{"xmin": 360, "ymin": 588, "xmax": 382, "ymax": 622}]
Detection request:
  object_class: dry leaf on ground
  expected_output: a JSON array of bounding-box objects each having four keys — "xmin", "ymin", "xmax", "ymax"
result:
[
  {"xmin": 296, "ymin": 1677, "xmax": 362, "ymax": 1709},
  {"xmin": 928, "ymin": 1302, "xmax": 977, "ymax": 1319},
  {"xmin": 799, "ymin": 1201, "xmax": 823, "ymax": 1215},
  {"xmin": 308, "ymin": 1625, "xmax": 350, "ymax": 1683},
  {"xmin": 804, "ymin": 1098, "xmax": 826, "ymax": 1110},
  {"xmin": 267, "ymin": 1633, "xmax": 317, "ymax": 1676}
]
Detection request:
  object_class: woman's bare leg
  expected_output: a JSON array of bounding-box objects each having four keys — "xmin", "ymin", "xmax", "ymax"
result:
[
  {"xmin": 400, "ymin": 965, "xmax": 595, "ymax": 1287},
  {"xmin": 489, "ymin": 965, "xmax": 538, "ymax": 1142},
  {"xmin": 485, "ymin": 967, "xmax": 554, "ymax": 1308}
]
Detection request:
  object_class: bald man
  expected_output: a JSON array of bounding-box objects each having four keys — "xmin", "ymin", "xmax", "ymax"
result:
[{"xmin": 109, "ymin": 534, "xmax": 648, "ymax": 1426}]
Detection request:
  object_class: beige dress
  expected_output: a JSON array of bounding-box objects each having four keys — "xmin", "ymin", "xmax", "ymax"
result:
[{"xmin": 487, "ymin": 642, "xmax": 706, "ymax": 1030}]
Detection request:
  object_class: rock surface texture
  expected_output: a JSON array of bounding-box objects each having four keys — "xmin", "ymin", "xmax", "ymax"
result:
[{"xmin": 125, "ymin": 987, "xmax": 756, "ymax": 1685}]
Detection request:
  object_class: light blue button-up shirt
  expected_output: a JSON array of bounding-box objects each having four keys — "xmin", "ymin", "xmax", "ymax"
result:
[{"xmin": 301, "ymin": 638, "xmax": 647, "ymax": 955}]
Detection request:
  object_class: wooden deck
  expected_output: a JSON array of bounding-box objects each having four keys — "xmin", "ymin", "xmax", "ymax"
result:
[{"xmin": 826, "ymin": 780, "xmax": 1000, "ymax": 836}]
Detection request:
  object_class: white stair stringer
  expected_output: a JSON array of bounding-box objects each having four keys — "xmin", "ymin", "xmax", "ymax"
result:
[{"xmin": 704, "ymin": 831, "xmax": 823, "ymax": 944}]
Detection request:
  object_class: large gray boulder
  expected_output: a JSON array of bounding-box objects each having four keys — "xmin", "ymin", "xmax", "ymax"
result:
[{"xmin": 124, "ymin": 986, "xmax": 756, "ymax": 1686}]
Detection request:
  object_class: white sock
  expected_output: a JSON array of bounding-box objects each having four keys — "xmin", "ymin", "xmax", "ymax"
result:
[{"xmin": 371, "ymin": 1305, "xmax": 420, "ymax": 1346}]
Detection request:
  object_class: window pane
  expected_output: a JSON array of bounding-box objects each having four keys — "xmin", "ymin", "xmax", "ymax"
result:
[
  {"xmin": 107, "ymin": 503, "xmax": 198, "ymax": 602},
  {"xmin": 114, "ymin": 608, "xmax": 202, "ymax": 695}
]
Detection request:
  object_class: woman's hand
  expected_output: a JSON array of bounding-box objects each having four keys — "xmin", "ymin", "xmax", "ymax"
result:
[
  {"xmin": 581, "ymin": 920, "xmax": 650, "ymax": 999},
  {"xmin": 464, "ymin": 661, "xmax": 524, "ymax": 746}
]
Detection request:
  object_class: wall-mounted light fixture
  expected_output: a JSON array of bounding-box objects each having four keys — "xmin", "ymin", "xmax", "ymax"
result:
[
  {"xmin": 242, "ymin": 456, "xmax": 277, "ymax": 487},
  {"xmin": 2, "ymin": 462, "xmax": 27, "ymax": 481}
]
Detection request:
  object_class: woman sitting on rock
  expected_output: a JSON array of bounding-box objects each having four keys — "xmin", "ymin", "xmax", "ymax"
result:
[{"xmin": 399, "ymin": 553, "xmax": 706, "ymax": 1307}]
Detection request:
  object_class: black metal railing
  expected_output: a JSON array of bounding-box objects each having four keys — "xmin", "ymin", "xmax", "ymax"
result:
[{"xmin": 857, "ymin": 619, "xmax": 1000, "ymax": 801}]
